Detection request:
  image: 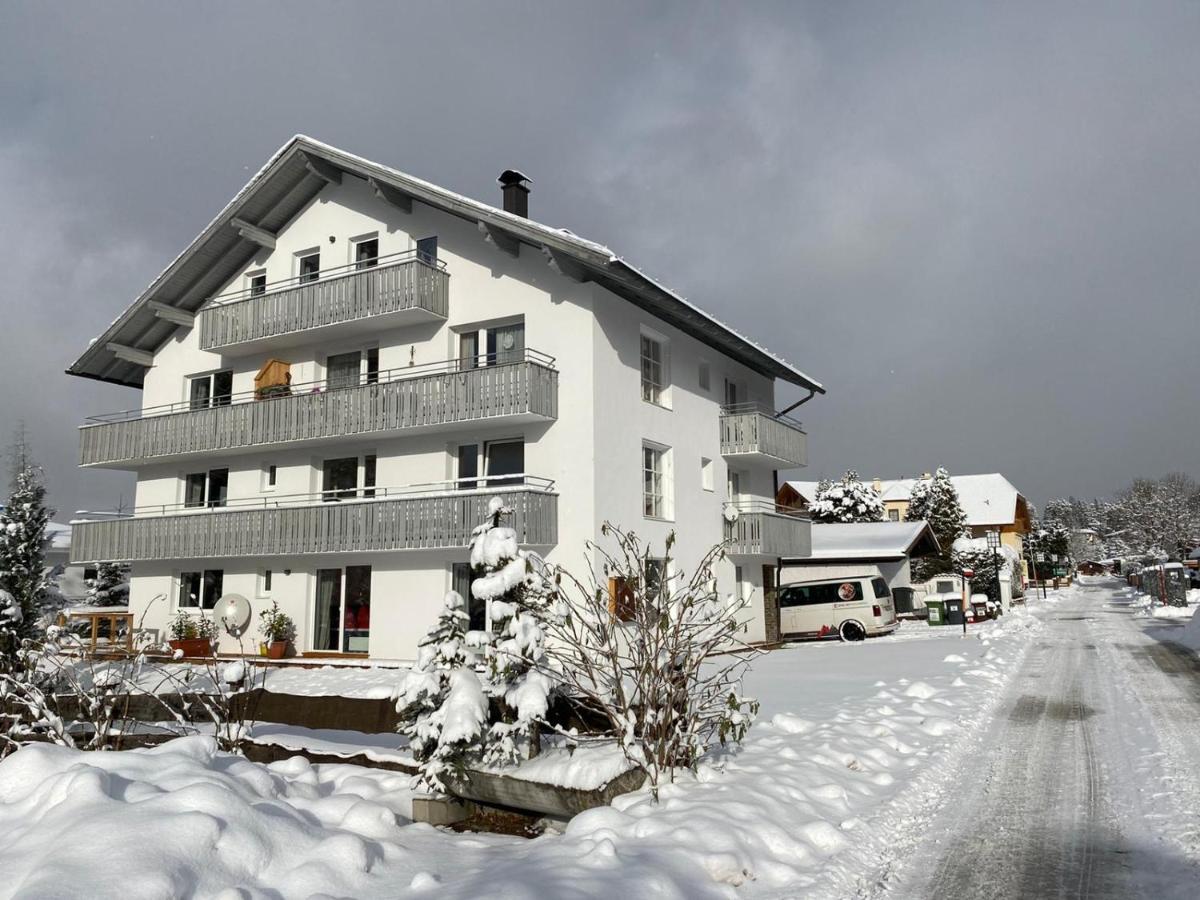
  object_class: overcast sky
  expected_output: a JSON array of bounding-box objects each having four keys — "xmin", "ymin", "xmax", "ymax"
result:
[{"xmin": 1, "ymin": 0, "xmax": 1197, "ymax": 520}]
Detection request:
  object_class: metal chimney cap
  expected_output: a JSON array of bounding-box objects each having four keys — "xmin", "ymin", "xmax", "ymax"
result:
[{"xmin": 498, "ymin": 169, "xmax": 532, "ymax": 187}]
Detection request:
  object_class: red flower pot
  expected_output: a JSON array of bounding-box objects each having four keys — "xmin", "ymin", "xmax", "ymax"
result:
[
  {"xmin": 267, "ymin": 640, "xmax": 289, "ymax": 660},
  {"xmin": 168, "ymin": 638, "xmax": 213, "ymax": 658}
]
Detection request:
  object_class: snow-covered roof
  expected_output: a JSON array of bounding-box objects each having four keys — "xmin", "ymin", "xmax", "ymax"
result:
[
  {"xmin": 45, "ymin": 522, "xmax": 72, "ymax": 551},
  {"xmin": 784, "ymin": 521, "xmax": 940, "ymax": 562},
  {"xmin": 67, "ymin": 135, "xmax": 823, "ymax": 394},
  {"xmin": 785, "ymin": 473, "xmax": 1026, "ymax": 527}
]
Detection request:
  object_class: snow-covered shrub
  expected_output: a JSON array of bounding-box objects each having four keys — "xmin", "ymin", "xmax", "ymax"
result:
[
  {"xmin": 395, "ymin": 590, "xmax": 487, "ymax": 790},
  {"xmin": 535, "ymin": 525, "xmax": 760, "ymax": 801},
  {"xmin": 906, "ymin": 467, "xmax": 968, "ymax": 581},
  {"xmin": 0, "ymin": 443, "xmax": 54, "ymax": 651},
  {"xmin": 810, "ymin": 470, "xmax": 884, "ymax": 524}
]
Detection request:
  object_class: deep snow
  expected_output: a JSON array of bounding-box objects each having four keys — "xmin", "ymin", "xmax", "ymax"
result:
[{"xmin": 0, "ymin": 608, "xmax": 1046, "ymax": 899}]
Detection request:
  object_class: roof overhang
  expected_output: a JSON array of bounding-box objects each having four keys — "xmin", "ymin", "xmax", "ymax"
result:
[{"xmin": 68, "ymin": 136, "xmax": 824, "ymax": 394}]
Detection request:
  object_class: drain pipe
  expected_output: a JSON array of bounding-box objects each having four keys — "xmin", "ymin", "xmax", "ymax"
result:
[{"xmin": 775, "ymin": 389, "xmax": 816, "ymax": 419}]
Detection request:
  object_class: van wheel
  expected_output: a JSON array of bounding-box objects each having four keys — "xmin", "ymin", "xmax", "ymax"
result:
[{"xmin": 839, "ymin": 620, "xmax": 867, "ymax": 642}]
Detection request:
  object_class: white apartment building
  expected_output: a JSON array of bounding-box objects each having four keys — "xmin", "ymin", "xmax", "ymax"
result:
[{"xmin": 68, "ymin": 136, "xmax": 820, "ymax": 660}]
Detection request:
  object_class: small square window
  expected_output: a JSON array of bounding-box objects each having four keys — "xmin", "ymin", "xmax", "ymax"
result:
[
  {"xmin": 354, "ymin": 237, "xmax": 379, "ymax": 270},
  {"xmin": 888, "ymin": 508, "xmax": 900, "ymax": 522},
  {"xmin": 248, "ymin": 272, "xmax": 266, "ymax": 296},
  {"xmin": 298, "ymin": 252, "xmax": 320, "ymax": 283}
]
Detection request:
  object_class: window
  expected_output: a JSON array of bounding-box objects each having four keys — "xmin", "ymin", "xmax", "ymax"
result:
[
  {"xmin": 459, "ymin": 332, "xmax": 479, "ymax": 370},
  {"xmin": 179, "ymin": 569, "xmax": 223, "ymax": 610},
  {"xmin": 264, "ymin": 464, "xmax": 278, "ymax": 491},
  {"xmin": 322, "ymin": 457, "xmax": 358, "ymax": 500},
  {"xmin": 701, "ymin": 457, "xmax": 714, "ymax": 492},
  {"xmin": 184, "ymin": 468, "xmax": 228, "ymax": 508},
  {"xmin": 354, "ymin": 237, "xmax": 379, "ymax": 270},
  {"xmin": 608, "ymin": 576, "xmax": 636, "ymax": 622},
  {"xmin": 83, "ymin": 566, "xmax": 99, "ymax": 582},
  {"xmin": 326, "ymin": 351, "xmax": 361, "ymax": 391},
  {"xmin": 416, "ymin": 236, "xmax": 438, "ymax": 265},
  {"xmin": 298, "ymin": 251, "xmax": 320, "ymax": 283},
  {"xmin": 366, "ymin": 347, "xmax": 380, "ymax": 385},
  {"xmin": 727, "ymin": 469, "xmax": 741, "ymax": 502},
  {"xmin": 485, "ymin": 439, "xmax": 524, "ymax": 487},
  {"xmin": 872, "ymin": 577, "xmax": 891, "ymax": 599},
  {"xmin": 363, "ymin": 454, "xmax": 377, "ymax": 498},
  {"xmin": 735, "ymin": 565, "xmax": 747, "ymax": 602},
  {"xmin": 452, "ymin": 562, "xmax": 486, "ymax": 631},
  {"xmin": 724, "ymin": 378, "xmax": 739, "ymax": 408},
  {"xmin": 698, "ymin": 362, "xmax": 711, "ymax": 392},
  {"xmin": 248, "ymin": 271, "xmax": 267, "ymax": 296},
  {"xmin": 189, "ymin": 370, "xmax": 233, "ymax": 410},
  {"xmin": 645, "ymin": 558, "xmax": 666, "ymax": 598},
  {"xmin": 888, "ymin": 509, "xmax": 900, "ymax": 522},
  {"xmin": 640, "ymin": 334, "xmax": 667, "ymax": 405},
  {"xmin": 314, "ymin": 566, "xmax": 371, "ymax": 653},
  {"xmin": 456, "ymin": 443, "xmax": 480, "ymax": 489},
  {"xmin": 486, "ymin": 323, "xmax": 525, "ymax": 366},
  {"xmin": 259, "ymin": 569, "xmax": 273, "ymax": 598},
  {"xmin": 643, "ymin": 444, "xmax": 669, "ymax": 519}
]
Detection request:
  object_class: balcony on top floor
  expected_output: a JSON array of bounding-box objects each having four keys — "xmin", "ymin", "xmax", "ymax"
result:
[
  {"xmin": 197, "ymin": 250, "xmax": 449, "ymax": 354},
  {"xmin": 723, "ymin": 501, "xmax": 811, "ymax": 557},
  {"xmin": 69, "ymin": 475, "xmax": 558, "ymax": 564},
  {"xmin": 719, "ymin": 403, "xmax": 808, "ymax": 468},
  {"xmin": 79, "ymin": 351, "xmax": 558, "ymax": 468}
]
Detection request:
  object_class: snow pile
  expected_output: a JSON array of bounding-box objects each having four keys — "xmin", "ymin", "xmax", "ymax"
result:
[{"xmin": 1177, "ymin": 608, "xmax": 1200, "ymax": 652}]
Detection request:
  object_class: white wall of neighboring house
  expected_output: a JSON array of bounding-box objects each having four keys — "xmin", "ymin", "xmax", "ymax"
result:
[{"xmin": 85, "ymin": 166, "xmax": 796, "ymax": 658}]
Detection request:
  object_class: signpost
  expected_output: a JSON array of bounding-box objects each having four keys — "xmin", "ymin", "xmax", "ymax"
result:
[{"xmin": 961, "ymin": 567, "xmax": 974, "ymax": 635}]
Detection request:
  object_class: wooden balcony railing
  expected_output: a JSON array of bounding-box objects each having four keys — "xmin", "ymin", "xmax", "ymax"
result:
[
  {"xmin": 79, "ymin": 353, "xmax": 558, "ymax": 467},
  {"xmin": 69, "ymin": 478, "xmax": 557, "ymax": 564},
  {"xmin": 719, "ymin": 404, "xmax": 807, "ymax": 467},
  {"xmin": 723, "ymin": 501, "xmax": 811, "ymax": 557},
  {"xmin": 198, "ymin": 251, "xmax": 448, "ymax": 351}
]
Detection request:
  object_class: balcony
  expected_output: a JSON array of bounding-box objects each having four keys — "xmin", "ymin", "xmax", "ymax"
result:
[
  {"xmin": 719, "ymin": 403, "xmax": 807, "ymax": 468},
  {"xmin": 197, "ymin": 251, "xmax": 449, "ymax": 354},
  {"xmin": 69, "ymin": 477, "xmax": 558, "ymax": 564},
  {"xmin": 724, "ymin": 501, "xmax": 811, "ymax": 557},
  {"xmin": 79, "ymin": 352, "xmax": 558, "ymax": 468}
]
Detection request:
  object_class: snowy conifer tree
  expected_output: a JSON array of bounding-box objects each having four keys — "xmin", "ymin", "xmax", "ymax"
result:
[
  {"xmin": 395, "ymin": 590, "xmax": 487, "ymax": 790},
  {"xmin": 810, "ymin": 470, "xmax": 884, "ymax": 524},
  {"xmin": 905, "ymin": 467, "xmax": 968, "ymax": 580},
  {"xmin": 86, "ymin": 562, "xmax": 130, "ymax": 607},
  {"xmin": 470, "ymin": 497, "xmax": 556, "ymax": 765},
  {"xmin": 0, "ymin": 435, "xmax": 53, "ymax": 648}
]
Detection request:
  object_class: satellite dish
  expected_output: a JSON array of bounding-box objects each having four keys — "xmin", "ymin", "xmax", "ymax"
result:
[{"xmin": 218, "ymin": 593, "xmax": 252, "ymax": 637}]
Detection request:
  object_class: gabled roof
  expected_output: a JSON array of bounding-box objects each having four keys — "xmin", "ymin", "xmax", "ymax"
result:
[
  {"xmin": 784, "ymin": 473, "xmax": 1026, "ymax": 527},
  {"xmin": 785, "ymin": 521, "xmax": 940, "ymax": 562},
  {"xmin": 68, "ymin": 135, "xmax": 824, "ymax": 393}
]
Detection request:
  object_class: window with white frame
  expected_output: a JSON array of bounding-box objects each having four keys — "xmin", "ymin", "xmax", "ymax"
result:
[
  {"xmin": 353, "ymin": 235, "xmax": 379, "ymax": 270},
  {"xmin": 258, "ymin": 569, "xmax": 273, "ymax": 598},
  {"xmin": 297, "ymin": 249, "xmax": 320, "ymax": 283},
  {"xmin": 640, "ymin": 333, "xmax": 668, "ymax": 406},
  {"xmin": 183, "ymin": 468, "xmax": 228, "ymax": 509},
  {"xmin": 189, "ymin": 370, "xmax": 233, "ymax": 410},
  {"xmin": 643, "ymin": 443, "xmax": 671, "ymax": 519},
  {"xmin": 262, "ymin": 463, "xmax": 278, "ymax": 492},
  {"xmin": 178, "ymin": 569, "xmax": 223, "ymax": 610},
  {"xmin": 701, "ymin": 457, "xmax": 714, "ymax": 492},
  {"xmin": 247, "ymin": 270, "xmax": 267, "ymax": 296}
]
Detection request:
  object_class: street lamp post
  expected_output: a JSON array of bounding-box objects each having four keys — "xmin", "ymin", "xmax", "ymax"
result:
[{"xmin": 986, "ymin": 530, "xmax": 1002, "ymax": 614}]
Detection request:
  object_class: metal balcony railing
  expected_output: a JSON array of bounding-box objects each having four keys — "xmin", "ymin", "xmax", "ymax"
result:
[
  {"xmin": 197, "ymin": 250, "xmax": 449, "ymax": 351},
  {"xmin": 723, "ymin": 500, "xmax": 811, "ymax": 557},
  {"xmin": 69, "ymin": 476, "xmax": 558, "ymax": 564},
  {"xmin": 719, "ymin": 403, "xmax": 807, "ymax": 467},
  {"xmin": 79, "ymin": 351, "xmax": 558, "ymax": 467}
]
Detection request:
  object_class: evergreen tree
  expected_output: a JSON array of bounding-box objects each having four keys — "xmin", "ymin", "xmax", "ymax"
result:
[
  {"xmin": 87, "ymin": 562, "xmax": 130, "ymax": 607},
  {"xmin": 905, "ymin": 467, "xmax": 968, "ymax": 581},
  {"xmin": 0, "ymin": 432, "xmax": 53, "ymax": 647},
  {"xmin": 395, "ymin": 590, "xmax": 487, "ymax": 790},
  {"xmin": 810, "ymin": 470, "xmax": 884, "ymax": 524},
  {"xmin": 470, "ymin": 497, "xmax": 556, "ymax": 765}
]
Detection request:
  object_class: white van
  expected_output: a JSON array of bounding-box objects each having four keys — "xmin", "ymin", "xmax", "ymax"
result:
[{"xmin": 777, "ymin": 566, "xmax": 899, "ymax": 641}]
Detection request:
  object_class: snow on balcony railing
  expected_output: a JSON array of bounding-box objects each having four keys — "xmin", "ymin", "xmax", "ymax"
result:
[
  {"xmin": 197, "ymin": 249, "xmax": 449, "ymax": 350},
  {"xmin": 79, "ymin": 351, "xmax": 558, "ymax": 467},
  {"xmin": 69, "ymin": 475, "xmax": 558, "ymax": 563},
  {"xmin": 719, "ymin": 402, "xmax": 807, "ymax": 467}
]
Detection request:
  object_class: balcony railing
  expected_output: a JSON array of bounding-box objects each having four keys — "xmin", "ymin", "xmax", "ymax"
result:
[
  {"xmin": 198, "ymin": 250, "xmax": 449, "ymax": 351},
  {"xmin": 719, "ymin": 403, "xmax": 807, "ymax": 467},
  {"xmin": 79, "ymin": 351, "xmax": 558, "ymax": 467},
  {"xmin": 69, "ymin": 476, "xmax": 557, "ymax": 564},
  {"xmin": 723, "ymin": 501, "xmax": 811, "ymax": 557}
]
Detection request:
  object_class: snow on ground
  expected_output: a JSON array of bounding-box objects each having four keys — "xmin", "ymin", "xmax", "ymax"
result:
[{"xmin": 0, "ymin": 604, "xmax": 1049, "ymax": 899}]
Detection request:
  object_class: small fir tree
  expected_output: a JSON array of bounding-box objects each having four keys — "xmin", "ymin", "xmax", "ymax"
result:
[
  {"xmin": 87, "ymin": 562, "xmax": 130, "ymax": 607},
  {"xmin": 810, "ymin": 470, "xmax": 884, "ymax": 524},
  {"xmin": 395, "ymin": 590, "xmax": 487, "ymax": 790},
  {"xmin": 0, "ymin": 434, "xmax": 53, "ymax": 649},
  {"xmin": 906, "ymin": 467, "xmax": 968, "ymax": 581}
]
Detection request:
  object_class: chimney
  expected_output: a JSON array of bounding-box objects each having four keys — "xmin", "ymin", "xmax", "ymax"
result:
[
  {"xmin": 872, "ymin": 477, "xmax": 882, "ymax": 492},
  {"xmin": 498, "ymin": 169, "xmax": 531, "ymax": 217}
]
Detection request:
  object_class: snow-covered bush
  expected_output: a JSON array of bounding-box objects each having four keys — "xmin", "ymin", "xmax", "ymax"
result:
[
  {"xmin": 0, "ymin": 442, "xmax": 54, "ymax": 651},
  {"xmin": 395, "ymin": 590, "xmax": 487, "ymax": 790},
  {"xmin": 535, "ymin": 525, "xmax": 760, "ymax": 800},
  {"xmin": 906, "ymin": 467, "xmax": 967, "ymax": 581},
  {"xmin": 810, "ymin": 470, "xmax": 884, "ymax": 524}
]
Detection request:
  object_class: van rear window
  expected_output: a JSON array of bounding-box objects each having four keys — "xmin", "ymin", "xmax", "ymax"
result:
[
  {"xmin": 778, "ymin": 580, "xmax": 863, "ymax": 607},
  {"xmin": 872, "ymin": 577, "xmax": 891, "ymax": 599}
]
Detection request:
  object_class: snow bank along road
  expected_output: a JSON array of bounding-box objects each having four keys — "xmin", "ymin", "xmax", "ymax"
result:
[{"xmin": 869, "ymin": 577, "xmax": 1200, "ymax": 899}]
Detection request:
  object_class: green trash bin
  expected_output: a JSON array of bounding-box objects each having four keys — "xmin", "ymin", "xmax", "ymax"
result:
[{"xmin": 926, "ymin": 598, "xmax": 947, "ymax": 626}]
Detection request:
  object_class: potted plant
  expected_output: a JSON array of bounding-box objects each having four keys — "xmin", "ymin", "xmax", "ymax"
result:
[
  {"xmin": 168, "ymin": 610, "xmax": 217, "ymax": 658},
  {"xmin": 258, "ymin": 601, "xmax": 295, "ymax": 660}
]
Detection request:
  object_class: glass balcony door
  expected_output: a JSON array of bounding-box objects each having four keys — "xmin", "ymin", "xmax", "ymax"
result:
[{"xmin": 313, "ymin": 566, "xmax": 371, "ymax": 653}]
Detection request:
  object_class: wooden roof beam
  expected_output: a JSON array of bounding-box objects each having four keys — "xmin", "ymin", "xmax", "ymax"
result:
[
  {"xmin": 146, "ymin": 301, "xmax": 195, "ymax": 328},
  {"xmin": 230, "ymin": 217, "xmax": 276, "ymax": 250},
  {"xmin": 106, "ymin": 343, "xmax": 154, "ymax": 367},
  {"xmin": 478, "ymin": 221, "xmax": 520, "ymax": 258},
  {"xmin": 301, "ymin": 152, "xmax": 342, "ymax": 185},
  {"xmin": 368, "ymin": 178, "xmax": 413, "ymax": 214}
]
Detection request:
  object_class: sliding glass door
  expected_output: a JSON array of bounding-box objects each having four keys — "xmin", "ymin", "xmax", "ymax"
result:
[{"xmin": 313, "ymin": 566, "xmax": 372, "ymax": 653}]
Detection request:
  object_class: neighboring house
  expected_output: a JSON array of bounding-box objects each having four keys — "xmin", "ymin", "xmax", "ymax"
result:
[
  {"xmin": 781, "ymin": 472, "xmax": 1032, "ymax": 572},
  {"xmin": 44, "ymin": 522, "xmax": 92, "ymax": 604},
  {"xmin": 778, "ymin": 521, "xmax": 940, "ymax": 616},
  {"xmin": 66, "ymin": 136, "xmax": 821, "ymax": 660}
]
